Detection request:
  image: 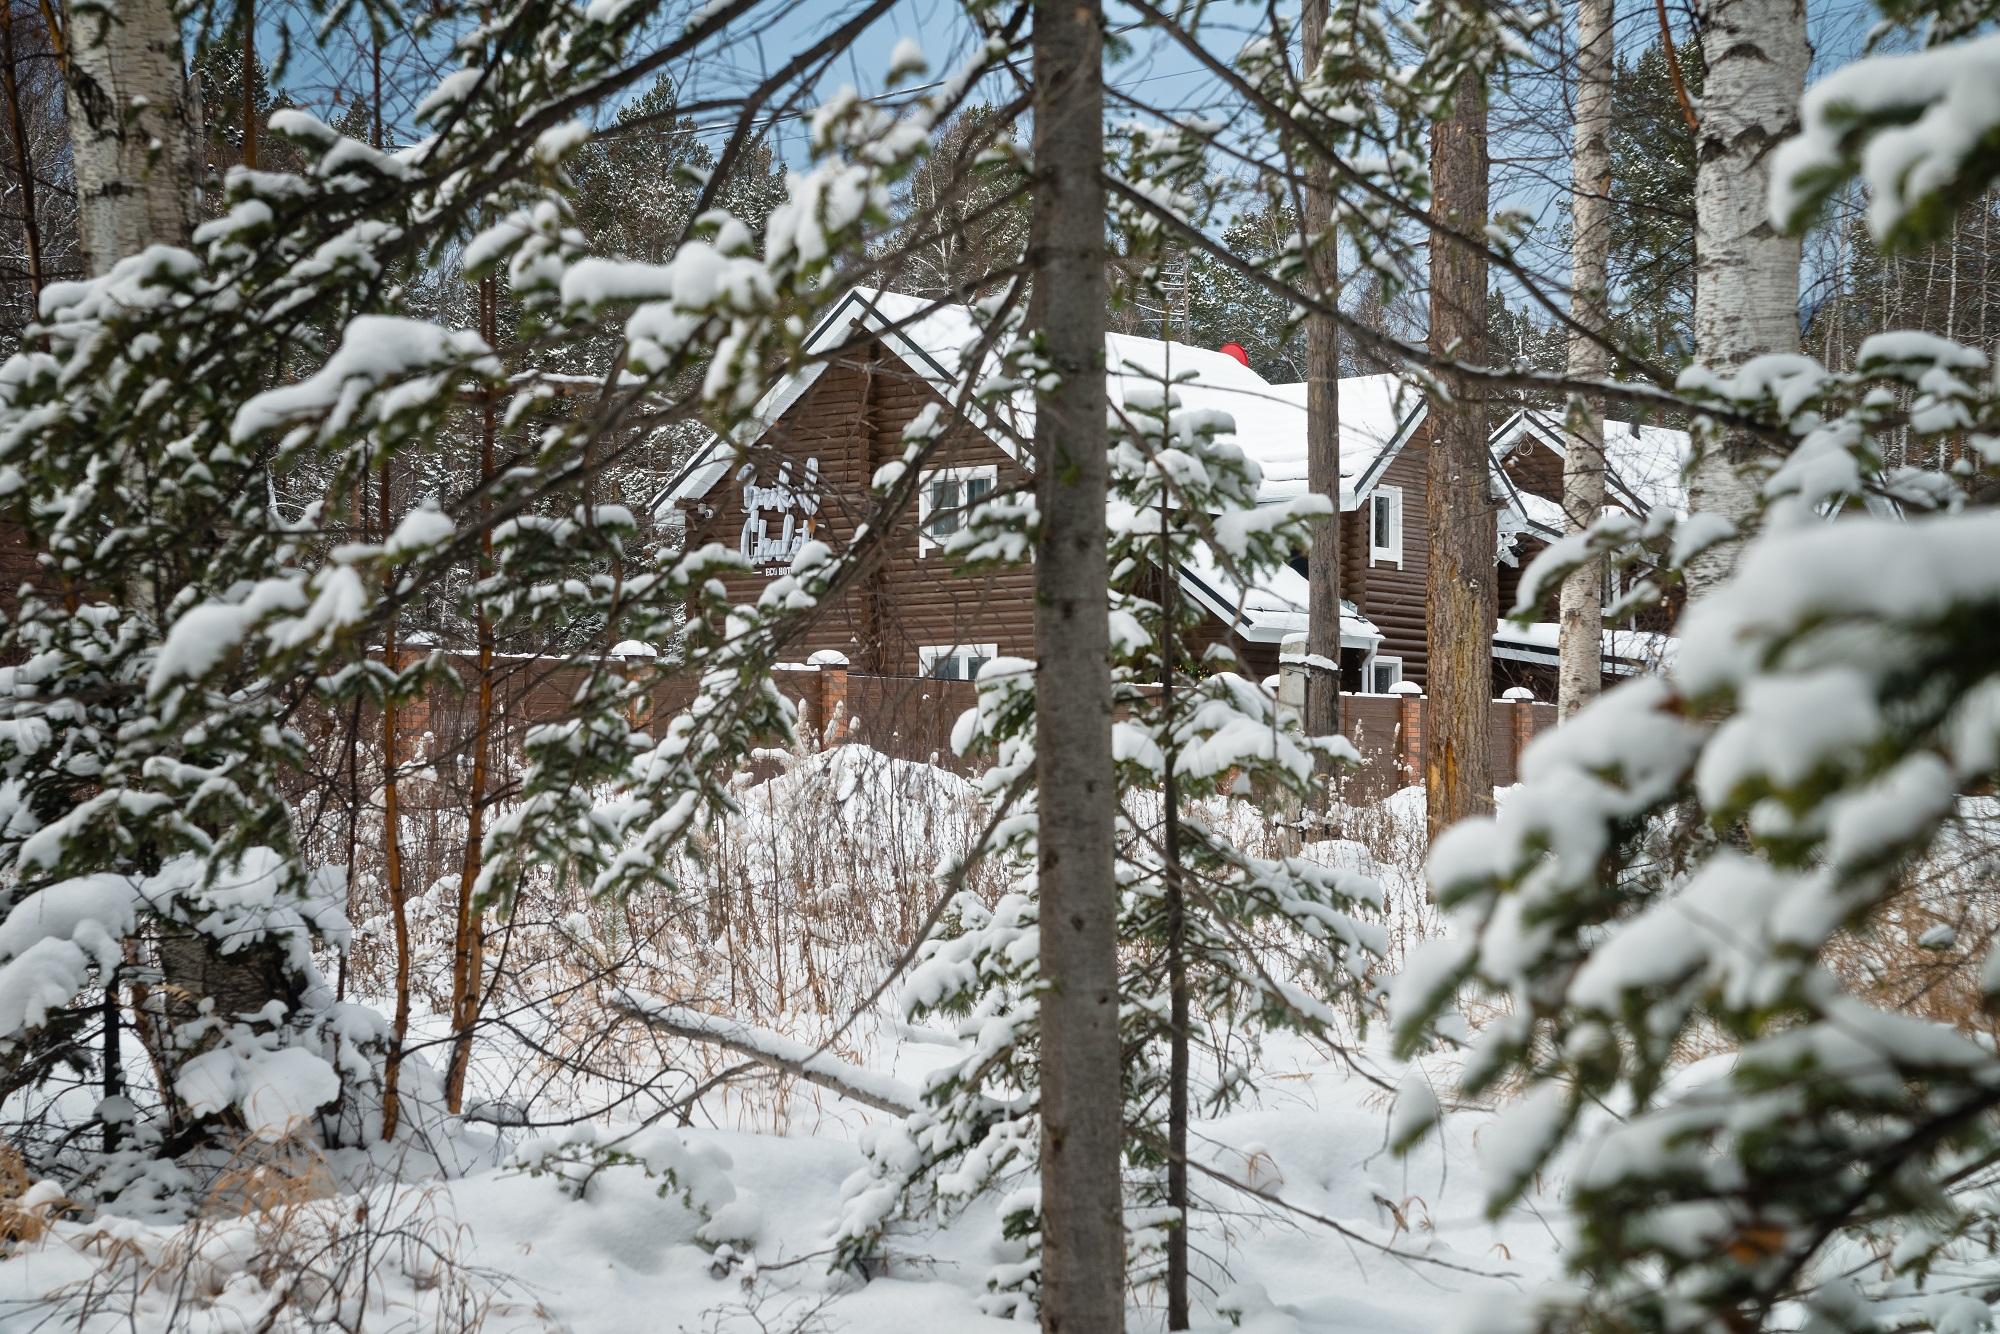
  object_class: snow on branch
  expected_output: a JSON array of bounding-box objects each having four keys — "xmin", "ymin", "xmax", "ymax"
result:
[{"xmin": 610, "ymin": 992, "xmax": 918, "ymax": 1115}]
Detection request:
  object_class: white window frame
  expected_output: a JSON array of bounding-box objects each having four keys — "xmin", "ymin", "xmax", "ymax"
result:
[
  {"xmin": 919, "ymin": 642, "xmax": 998, "ymax": 682},
  {"xmin": 917, "ymin": 465, "xmax": 998, "ymax": 557},
  {"xmin": 1367, "ymin": 654, "xmax": 1404, "ymax": 695},
  {"xmin": 1369, "ymin": 485, "xmax": 1404, "ymax": 567}
]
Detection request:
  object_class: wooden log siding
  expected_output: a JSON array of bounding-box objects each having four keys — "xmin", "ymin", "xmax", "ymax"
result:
[
  {"xmin": 665, "ymin": 336, "xmax": 1645, "ymax": 707},
  {"xmin": 677, "ymin": 341, "xmax": 1039, "ymax": 676},
  {"xmin": 1345, "ymin": 419, "xmax": 1498, "ymax": 691}
]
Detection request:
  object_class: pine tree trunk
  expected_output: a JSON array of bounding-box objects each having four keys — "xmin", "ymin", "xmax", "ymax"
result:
[
  {"xmin": 1300, "ymin": 0, "xmax": 1342, "ymax": 765},
  {"xmin": 1, "ymin": 5, "xmax": 45, "ymax": 304},
  {"xmin": 62, "ymin": 0, "xmax": 195, "ymax": 276},
  {"xmin": 1029, "ymin": 0, "xmax": 1122, "ymax": 1326},
  {"xmin": 445, "ymin": 279, "xmax": 499, "ymax": 1114},
  {"xmin": 1159, "ymin": 500, "xmax": 1189, "ymax": 1332},
  {"xmin": 1424, "ymin": 72, "xmax": 1495, "ymax": 841},
  {"xmin": 1557, "ymin": 0, "xmax": 1613, "ymax": 720},
  {"xmin": 1684, "ymin": 0, "xmax": 1806, "ymax": 598}
]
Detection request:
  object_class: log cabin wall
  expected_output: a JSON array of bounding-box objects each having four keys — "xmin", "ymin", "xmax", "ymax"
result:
[
  {"xmin": 676, "ymin": 338, "xmax": 1037, "ymax": 675},
  {"xmin": 1344, "ymin": 419, "xmax": 1496, "ymax": 691}
]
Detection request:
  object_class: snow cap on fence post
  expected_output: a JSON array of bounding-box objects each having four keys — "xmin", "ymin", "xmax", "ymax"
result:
[
  {"xmin": 807, "ymin": 649, "xmax": 849, "ymax": 746},
  {"xmin": 612, "ymin": 640, "xmax": 658, "ymax": 728}
]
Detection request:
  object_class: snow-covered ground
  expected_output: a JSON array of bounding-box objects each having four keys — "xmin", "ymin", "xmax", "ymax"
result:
[
  {"xmin": 0, "ymin": 750, "xmax": 1568, "ymax": 1332},
  {"xmin": 0, "ymin": 1026, "xmax": 1568, "ymax": 1332}
]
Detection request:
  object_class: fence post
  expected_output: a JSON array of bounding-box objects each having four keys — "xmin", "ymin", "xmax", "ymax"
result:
[
  {"xmin": 612, "ymin": 639, "xmax": 657, "ymax": 731},
  {"xmin": 808, "ymin": 649, "xmax": 849, "ymax": 745},
  {"xmin": 398, "ymin": 631, "xmax": 436, "ymax": 740},
  {"xmin": 1390, "ymin": 681, "xmax": 1423, "ymax": 786},
  {"xmin": 1277, "ymin": 634, "xmax": 1308, "ymax": 720},
  {"xmin": 1502, "ymin": 685, "xmax": 1536, "ymax": 780}
]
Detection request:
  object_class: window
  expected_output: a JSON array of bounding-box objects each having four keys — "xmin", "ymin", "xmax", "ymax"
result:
[
  {"xmin": 1369, "ymin": 486, "xmax": 1403, "ymax": 566},
  {"xmin": 1368, "ymin": 655, "xmax": 1404, "ymax": 694},
  {"xmin": 917, "ymin": 466, "xmax": 997, "ymax": 556},
  {"xmin": 920, "ymin": 643, "xmax": 998, "ymax": 681}
]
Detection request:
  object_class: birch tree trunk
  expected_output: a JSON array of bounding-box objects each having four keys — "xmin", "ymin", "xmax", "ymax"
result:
[
  {"xmin": 1300, "ymin": 0, "xmax": 1342, "ymax": 764},
  {"xmin": 1424, "ymin": 71, "xmax": 1495, "ymax": 841},
  {"xmin": 1683, "ymin": 0, "xmax": 1807, "ymax": 598},
  {"xmin": 62, "ymin": 0, "xmax": 196, "ymax": 276},
  {"xmin": 1557, "ymin": 0, "xmax": 1613, "ymax": 720},
  {"xmin": 1029, "ymin": 0, "xmax": 1122, "ymax": 1328},
  {"xmin": 63, "ymin": 0, "xmax": 301, "ymax": 1138}
]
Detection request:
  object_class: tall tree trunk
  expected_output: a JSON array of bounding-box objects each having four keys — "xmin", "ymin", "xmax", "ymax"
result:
[
  {"xmin": 1557, "ymin": 0, "xmax": 1613, "ymax": 720},
  {"xmin": 1300, "ymin": 0, "xmax": 1342, "ymax": 768},
  {"xmin": 1424, "ymin": 71, "xmax": 1495, "ymax": 841},
  {"xmin": 445, "ymin": 276, "xmax": 499, "ymax": 1114},
  {"xmin": 1158, "ymin": 498, "xmax": 1189, "ymax": 1332},
  {"xmin": 377, "ymin": 455, "xmax": 413, "ymax": 1141},
  {"xmin": 1683, "ymin": 0, "xmax": 1806, "ymax": 598},
  {"xmin": 1030, "ymin": 0, "xmax": 1122, "ymax": 1327},
  {"xmin": 239, "ymin": 0, "xmax": 256, "ymax": 170},
  {"xmin": 63, "ymin": 0, "xmax": 302, "ymax": 1127},
  {"xmin": 1, "ymin": 4, "xmax": 45, "ymax": 305},
  {"xmin": 61, "ymin": 0, "xmax": 195, "ymax": 276}
]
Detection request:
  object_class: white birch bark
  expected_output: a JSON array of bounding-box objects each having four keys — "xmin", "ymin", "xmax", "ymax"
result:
[
  {"xmin": 1684, "ymin": 0, "xmax": 1807, "ymax": 598},
  {"xmin": 63, "ymin": 0, "xmax": 197, "ymax": 276},
  {"xmin": 1557, "ymin": 0, "xmax": 1613, "ymax": 719}
]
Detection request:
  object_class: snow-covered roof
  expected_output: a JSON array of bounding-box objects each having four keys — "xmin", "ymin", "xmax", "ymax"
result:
[
  {"xmin": 652, "ymin": 289, "xmax": 1426, "ymax": 515},
  {"xmin": 1177, "ymin": 546, "xmax": 1381, "ymax": 649},
  {"xmin": 1495, "ymin": 409, "xmax": 1692, "ymax": 517},
  {"xmin": 1491, "ymin": 620, "xmax": 1675, "ymax": 676},
  {"xmin": 1224, "ymin": 375, "xmax": 1427, "ymax": 509}
]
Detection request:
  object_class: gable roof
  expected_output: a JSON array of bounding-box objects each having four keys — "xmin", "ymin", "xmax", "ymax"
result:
[
  {"xmin": 1491, "ymin": 408, "xmax": 1692, "ymax": 517},
  {"xmin": 653, "ymin": 289, "xmax": 1432, "ymax": 517},
  {"xmin": 652, "ymin": 289, "xmax": 1392, "ymax": 652}
]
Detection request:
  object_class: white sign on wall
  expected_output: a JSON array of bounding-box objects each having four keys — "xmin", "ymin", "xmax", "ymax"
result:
[{"xmin": 739, "ymin": 456, "xmax": 821, "ymax": 571}]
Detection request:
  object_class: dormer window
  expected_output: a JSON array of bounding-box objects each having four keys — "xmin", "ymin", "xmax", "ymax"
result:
[{"xmin": 1369, "ymin": 486, "xmax": 1404, "ymax": 566}]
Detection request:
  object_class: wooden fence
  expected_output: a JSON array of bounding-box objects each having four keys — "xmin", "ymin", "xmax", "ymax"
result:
[{"xmin": 388, "ymin": 651, "xmax": 1555, "ymax": 799}]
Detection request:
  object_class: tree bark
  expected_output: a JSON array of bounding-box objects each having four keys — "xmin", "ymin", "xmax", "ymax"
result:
[
  {"xmin": 1424, "ymin": 72, "xmax": 1495, "ymax": 841},
  {"xmin": 1683, "ymin": 0, "xmax": 1807, "ymax": 598},
  {"xmin": 240, "ymin": 0, "xmax": 256, "ymax": 171},
  {"xmin": 1159, "ymin": 498, "xmax": 1189, "ymax": 1332},
  {"xmin": 1557, "ymin": 0, "xmax": 1613, "ymax": 720},
  {"xmin": 62, "ymin": 0, "xmax": 302, "ymax": 1128},
  {"xmin": 377, "ymin": 455, "xmax": 413, "ymax": 1142},
  {"xmin": 61, "ymin": 0, "xmax": 196, "ymax": 276},
  {"xmin": 1030, "ymin": 0, "xmax": 1122, "ymax": 1327},
  {"xmin": 1300, "ymin": 0, "xmax": 1342, "ymax": 766},
  {"xmin": 445, "ymin": 278, "xmax": 499, "ymax": 1114},
  {"xmin": 1, "ymin": 4, "xmax": 45, "ymax": 304}
]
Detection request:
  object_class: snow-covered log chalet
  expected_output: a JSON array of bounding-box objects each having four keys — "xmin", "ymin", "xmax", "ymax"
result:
[{"xmin": 653, "ymin": 289, "xmax": 1682, "ymax": 697}]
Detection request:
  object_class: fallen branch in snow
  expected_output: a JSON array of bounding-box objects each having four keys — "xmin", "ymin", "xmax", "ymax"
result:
[{"xmin": 611, "ymin": 992, "xmax": 919, "ymax": 1115}]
